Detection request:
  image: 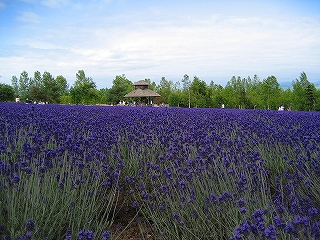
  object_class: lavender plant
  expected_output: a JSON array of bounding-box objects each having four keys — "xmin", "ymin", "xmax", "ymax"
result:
[
  {"xmin": 0, "ymin": 103, "xmax": 120, "ymax": 239},
  {"xmin": 1, "ymin": 103, "xmax": 319, "ymax": 239}
]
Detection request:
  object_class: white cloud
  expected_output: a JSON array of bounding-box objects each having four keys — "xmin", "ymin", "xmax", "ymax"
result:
[
  {"xmin": 1, "ymin": 1, "xmax": 319, "ymax": 88},
  {"xmin": 40, "ymin": 0, "xmax": 69, "ymax": 8},
  {"xmin": 0, "ymin": 1, "xmax": 5, "ymax": 9},
  {"xmin": 17, "ymin": 11, "xmax": 41, "ymax": 23}
]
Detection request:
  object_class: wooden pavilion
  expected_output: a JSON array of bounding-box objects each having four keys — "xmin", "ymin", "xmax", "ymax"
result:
[{"xmin": 124, "ymin": 80, "xmax": 161, "ymax": 105}]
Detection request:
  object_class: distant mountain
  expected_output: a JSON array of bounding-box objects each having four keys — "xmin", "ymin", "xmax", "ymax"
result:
[
  {"xmin": 280, "ymin": 81, "xmax": 320, "ymax": 89},
  {"xmin": 280, "ymin": 82, "xmax": 293, "ymax": 89}
]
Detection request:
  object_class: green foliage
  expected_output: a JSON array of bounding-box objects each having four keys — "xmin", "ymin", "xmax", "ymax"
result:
[
  {"xmin": 190, "ymin": 76, "xmax": 208, "ymax": 107},
  {"xmin": 156, "ymin": 77, "xmax": 173, "ymax": 104},
  {"xmin": 7, "ymin": 70, "xmax": 320, "ymax": 111},
  {"xmin": 70, "ymin": 70, "xmax": 97, "ymax": 104},
  {"xmin": 261, "ymin": 76, "xmax": 281, "ymax": 110},
  {"xmin": 19, "ymin": 71, "xmax": 31, "ymax": 101},
  {"xmin": 29, "ymin": 86, "xmax": 43, "ymax": 102},
  {"xmin": 108, "ymin": 74, "xmax": 133, "ymax": 104},
  {"xmin": 42, "ymin": 71, "xmax": 59, "ymax": 103},
  {"xmin": 11, "ymin": 75, "xmax": 19, "ymax": 97},
  {"xmin": 0, "ymin": 126, "xmax": 118, "ymax": 239},
  {"xmin": 59, "ymin": 95, "xmax": 72, "ymax": 104},
  {"xmin": 292, "ymin": 72, "xmax": 316, "ymax": 111},
  {"xmin": 32, "ymin": 70, "xmax": 42, "ymax": 87},
  {"xmin": 181, "ymin": 74, "xmax": 191, "ymax": 108},
  {"xmin": 168, "ymin": 90, "xmax": 182, "ymax": 107},
  {"xmin": 0, "ymin": 83, "xmax": 15, "ymax": 102}
]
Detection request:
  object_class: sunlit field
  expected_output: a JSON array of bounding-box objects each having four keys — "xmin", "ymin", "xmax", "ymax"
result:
[{"xmin": 0, "ymin": 103, "xmax": 319, "ymax": 239}]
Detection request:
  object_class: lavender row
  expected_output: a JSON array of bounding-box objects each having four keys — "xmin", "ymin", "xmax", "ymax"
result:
[{"xmin": 0, "ymin": 103, "xmax": 319, "ymax": 239}]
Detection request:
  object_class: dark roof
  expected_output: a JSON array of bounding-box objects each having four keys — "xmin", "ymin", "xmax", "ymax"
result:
[
  {"xmin": 133, "ymin": 80, "xmax": 149, "ymax": 86},
  {"xmin": 124, "ymin": 88, "xmax": 161, "ymax": 98}
]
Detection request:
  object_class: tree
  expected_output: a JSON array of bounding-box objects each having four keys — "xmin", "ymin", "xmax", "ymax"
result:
[
  {"xmin": 280, "ymin": 88, "xmax": 293, "ymax": 110},
  {"xmin": 225, "ymin": 76, "xmax": 248, "ymax": 108},
  {"xmin": 28, "ymin": 71, "xmax": 44, "ymax": 101},
  {"xmin": 167, "ymin": 82, "xmax": 182, "ymax": 107},
  {"xmin": 156, "ymin": 77, "xmax": 173, "ymax": 104},
  {"xmin": 96, "ymin": 88, "xmax": 109, "ymax": 104},
  {"xmin": 190, "ymin": 76, "xmax": 207, "ymax": 107},
  {"xmin": 314, "ymin": 88, "xmax": 320, "ymax": 111},
  {"xmin": 208, "ymin": 81, "xmax": 225, "ymax": 108},
  {"xmin": 0, "ymin": 83, "xmax": 15, "ymax": 102},
  {"xmin": 19, "ymin": 71, "xmax": 31, "ymax": 101},
  {"xmin": 11, "ymin": 75, "xmax": 19, "ymax": 97},
  {"xmin": 42, "ymin": 71, "xmax": 62, "ymax": 103},
  {"xmin": 261, "ymin": 76, "xmax": 280, "ymax": 110},
  {"xmin": 55, "ymin": 75, "xmax": 69, "ymax": 96},
  {"xmin": 292, "ymin": 72, "xmax": 314, "ymax": 111},
  {"xmin": 181, "ymin": 74, "xmax": 191, "ymax": 108},
  {"xmin": 29, "ymin": 86, "xmax": 43, "ymax": 102},
  {"xmin": 246, "ymin": 75, "xmax": 262, "ymax": 109},
  {"xmin": 305, "ymin": 84, "xmax": 316, "ymax": 111},
  {"xmin": 144, "ymin": 78, "xmax": 157, "ymax": 91},
  {"xmin": 108, "ymin": 74, "xmax": 133, "ymax": 105},
  {"xmin": 54, "ymin": 75, "xmax": 69, "ymax": 103},
  {"xmin": 70, "ymin": 70, "xmax": 98, "ymax": 104},
  {"xmin": 70, "ymin": 70, "xmax": 96, "ymax": 104},
  {"xmin": 33, "ymin": 70, "xmax": 42, "ymax": 87}
]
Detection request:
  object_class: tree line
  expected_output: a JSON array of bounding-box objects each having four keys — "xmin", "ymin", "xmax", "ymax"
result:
[{"xmin": 0, "ymin": 70, "xmax": 319, "ymax": 111}]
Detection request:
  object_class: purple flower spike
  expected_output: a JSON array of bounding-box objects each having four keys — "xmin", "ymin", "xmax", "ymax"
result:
[
  {"xmin": 101, "ymin": 231, "xmax": 110, "ymax": 240},
  {"xmin": 26, "ymin": 219, "xmax": 35, "ymax": 232}
]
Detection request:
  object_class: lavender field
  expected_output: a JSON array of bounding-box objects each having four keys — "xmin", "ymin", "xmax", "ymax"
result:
[{"xmin": 0, "ymin": 102, "xmax": 319, "ymax": 240}]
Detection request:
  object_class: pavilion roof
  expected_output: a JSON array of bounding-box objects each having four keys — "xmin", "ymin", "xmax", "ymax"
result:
[
  {"xmin": 124, "ymin": 88, "xmax": 161, "ymax": 98},
  {"xmin": 133, "ymin": 80, "xmax": 149, "ymax": 86}
]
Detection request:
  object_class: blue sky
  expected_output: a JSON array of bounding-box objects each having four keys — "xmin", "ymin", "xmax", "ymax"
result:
[{"xmin": 0, "ymin": 0, "xmax": 319, "ymax": 89}]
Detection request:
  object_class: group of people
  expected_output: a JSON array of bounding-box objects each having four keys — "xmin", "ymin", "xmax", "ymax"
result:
[
  {"xmin": 15, "ymin": 96, "xmax": 47, "ymax": 104},
  {"xmin": 117, "ymin": 100, "xmax": 155, "ymax": 106}
]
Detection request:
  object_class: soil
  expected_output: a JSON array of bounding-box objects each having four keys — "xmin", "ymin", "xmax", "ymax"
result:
[{"xmin": 109, "ymin": 193, "xmax": 155, "ymax": 240}]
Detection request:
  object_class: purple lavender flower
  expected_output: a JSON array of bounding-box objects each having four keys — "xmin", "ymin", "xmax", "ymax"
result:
[
  {"xmin": 25, "ymin": 232, "xmax": 32, "ymax": 240},
  {"xmin": 159, "ymin": 202, "xmax": 165, "ymax": 212},
  {"xmin": 117, "ymin": 160, "xmax": 124, "ymax": 169},
  {"xmin": 12, "ymin": 173, "xmax": 20, "ymax": 183},
  {"xmin": 240, "ymin": 221, "xmax": 251, "ymax": 235},
  {"xmin": 236, "ymin": 198, "xmax": 246, "ymax": 207},
  {"xmin": 26, "ymin": 219, "xmax": 35, "ymax": 232},
  {"xmin": 232, "ymin": 226, "xmax": 242, "ymax": 240},
  {"xmin": 78, "ymin": 229, "xmax": 85, "ymax": 240},
  {"xmin": 273, "ymin": 215, "xmax": 285, "ymax": 228},
  {"xmin": 239, "ymin": 207, "xmax": 247, "ymax": 214},
  {"xmin": 78, "ymin": 229, "xmax": 94, "ymax": 240},
  {"xmin": 264, "ymin": 225, "xmax": 276, "ymax": 240},
  {"xmin": 285, "ymin": 224, "xmax": 295, "ymax": 234},
  {"xmin": 132, "ymin": 201, "xmax": 139, "ymax": 208},
  {"xmin": 116, "ymin": 223, "xmax": 122, "ymax": 230},
  {"xmin": 180, "ymin": 195, "xmax": 186, "ymax": 202},
  {"xmin": 312, "ymin": 221, "xmax": 320, "ymax": 239},
  {"xmin": 308, "ymin": 207, "xmax": 318, "ymax": 217},
  {"xmin": 64, "ymin": 227, "xmax": 72, "ymax": 240},
  {"xmin": 124, "ymin": 176, "xmax": 131, "ymax": 184},
  {"xmin": 178, "ymin": 180, "xmax": 187, "ymax": 190},
  {"xmin": 101, "ymin": 231, "xmax": 110, "ymax": 240},
  {"xmin": 209, "ymin": 193, "xmax": 216, "ymax": 203},
  {"xmin": 86, "ymin": 230, "xmax": 94, "ymax": 240}
]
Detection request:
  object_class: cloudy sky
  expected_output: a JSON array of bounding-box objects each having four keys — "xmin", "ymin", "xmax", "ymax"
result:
[{"xmin": 0, "ymin": 0, "xmax": 319, "ymax": 88}]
